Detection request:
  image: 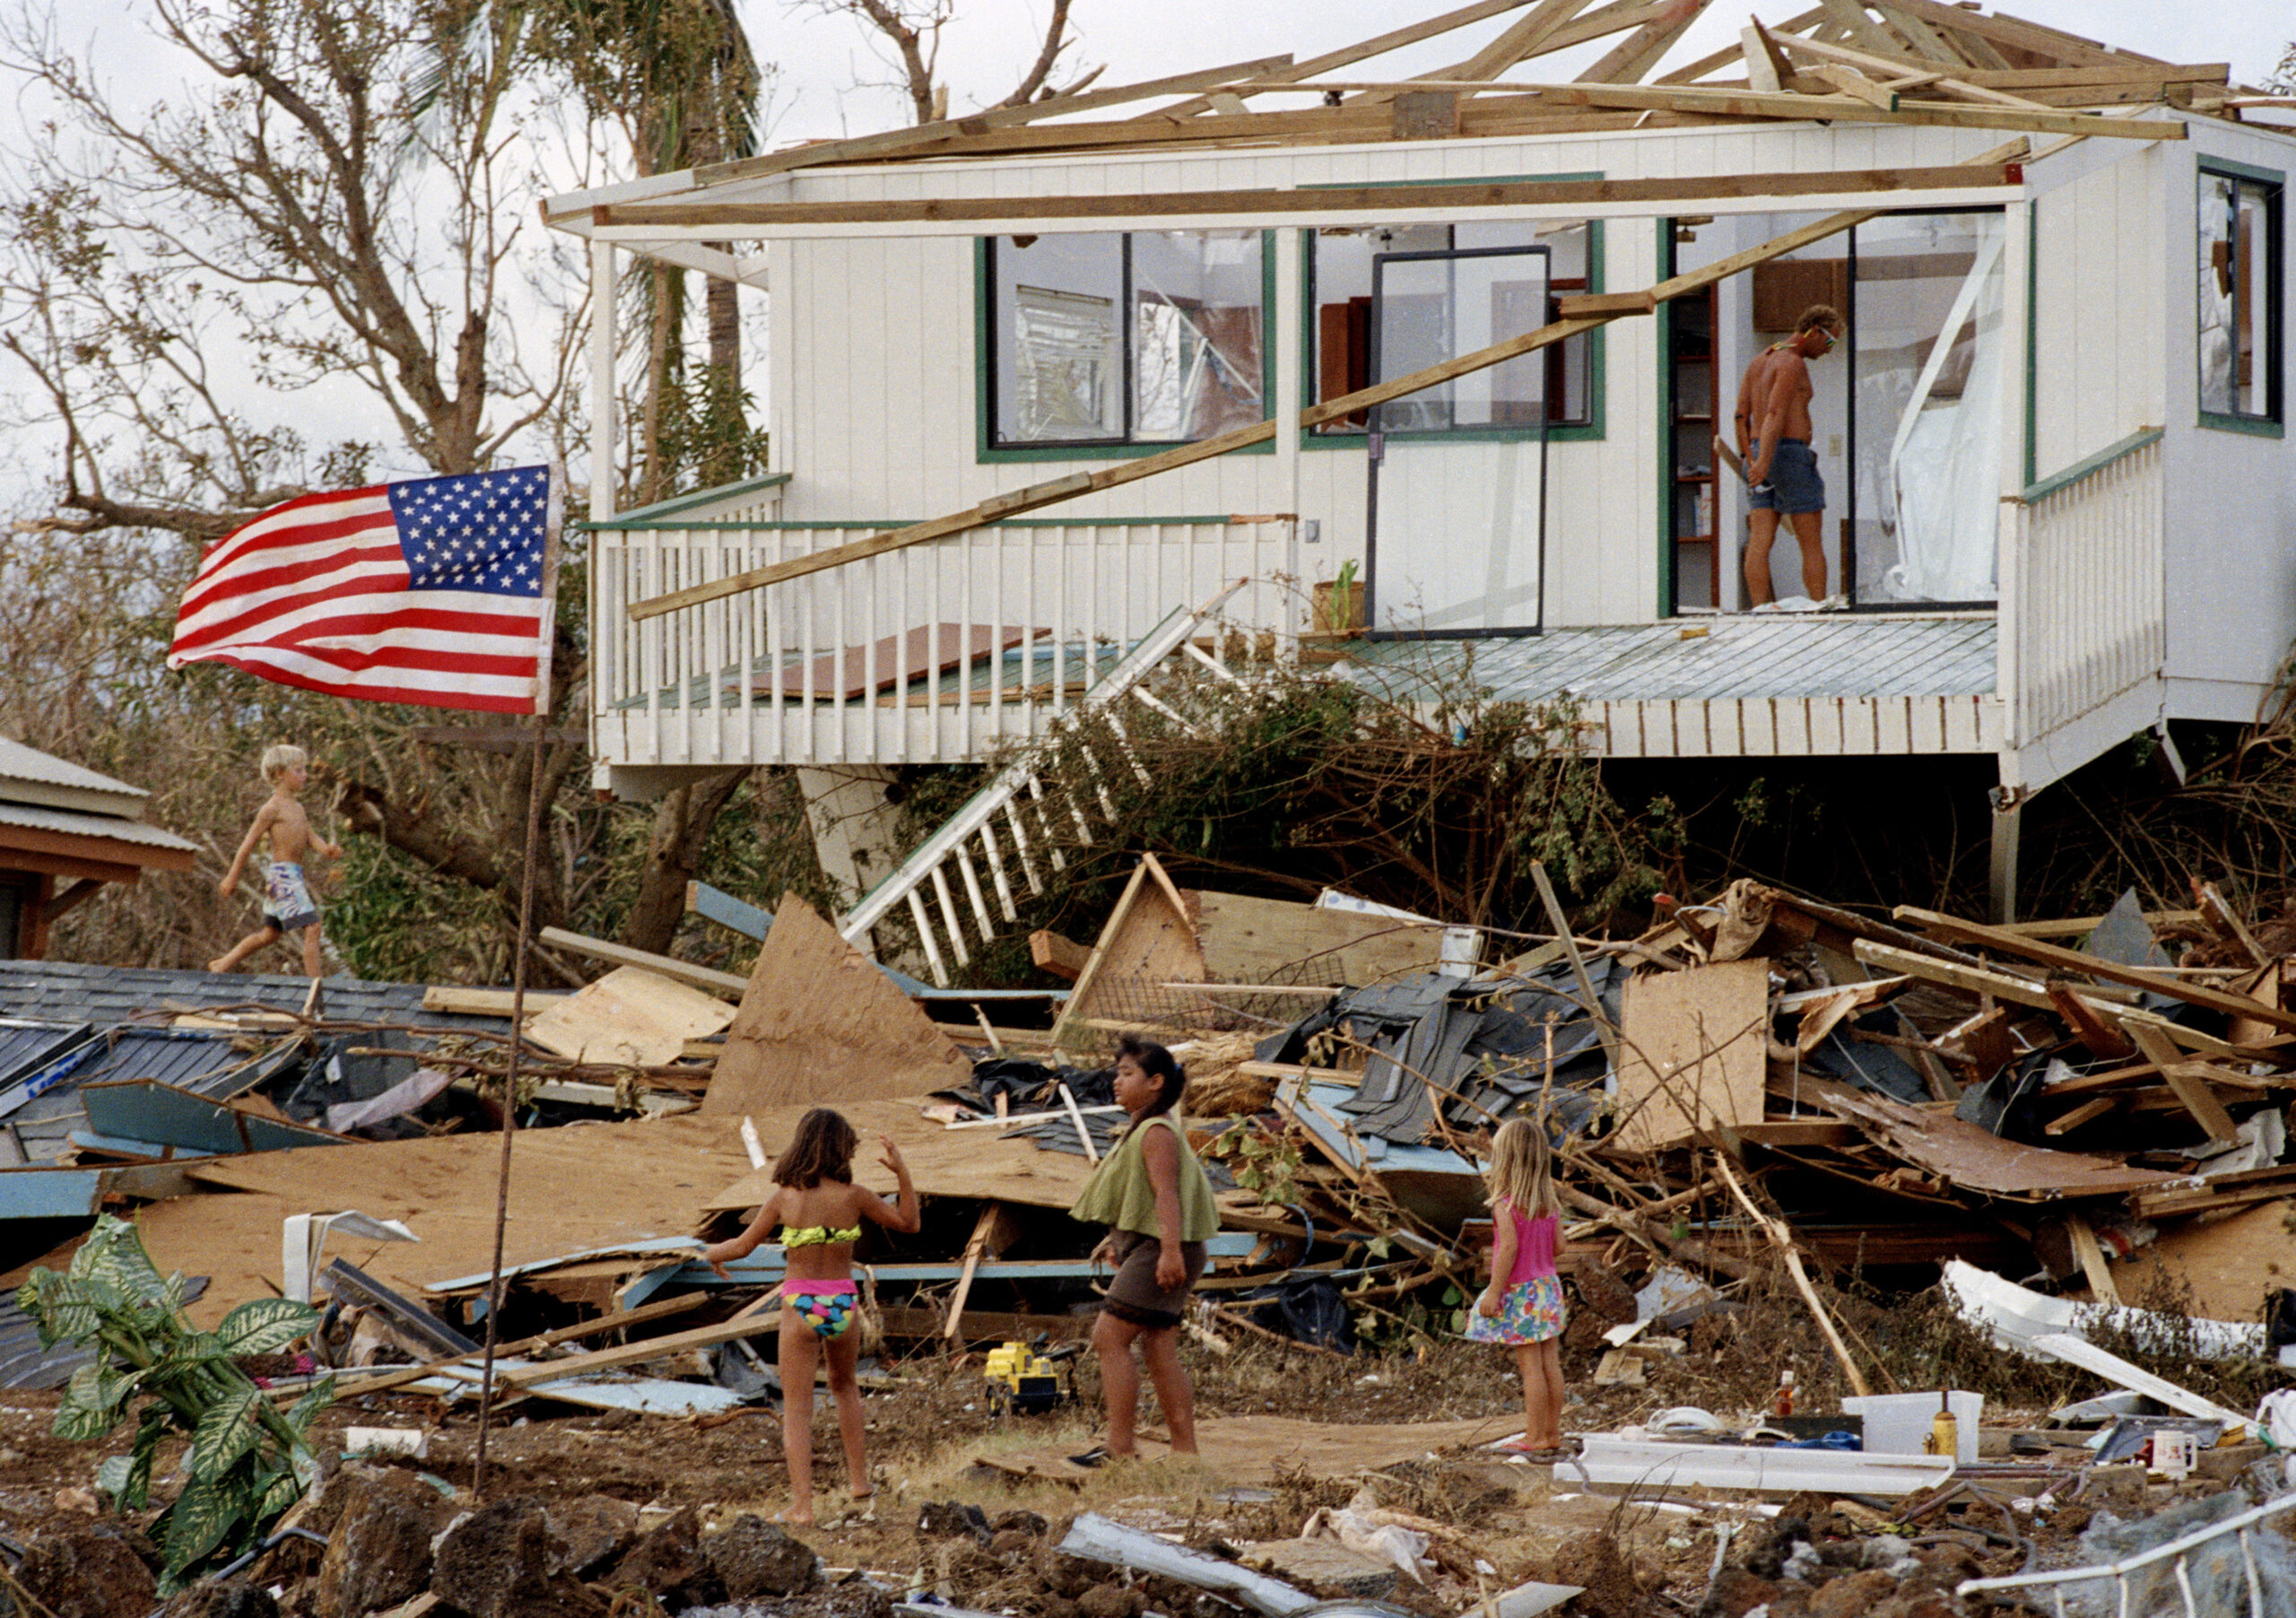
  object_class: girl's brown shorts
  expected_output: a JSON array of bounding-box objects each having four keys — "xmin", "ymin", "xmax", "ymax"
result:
[{"xmin": 1100, "ymin": 1229, "xmax": 1206, "ymax": 1329}]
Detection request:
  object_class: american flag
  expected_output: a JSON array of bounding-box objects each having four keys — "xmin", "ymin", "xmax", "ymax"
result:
[{"xmin": 168, "ymin": 465, "xmax": 560, "ymax": 713}]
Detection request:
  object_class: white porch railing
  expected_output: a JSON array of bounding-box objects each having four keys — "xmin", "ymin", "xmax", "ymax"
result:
[
  {"xmin": 589, "ymin": 515, "xmax": 1299, "ymax": 770},
  {"xmin": 2006, "ymin": 429, "xmax": 2164, "ymax": 749}
]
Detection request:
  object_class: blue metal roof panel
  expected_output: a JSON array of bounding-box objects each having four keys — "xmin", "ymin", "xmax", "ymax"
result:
[{"xmin": 0, "ymin": 960, "xmax": 497, "ymax": 1033}]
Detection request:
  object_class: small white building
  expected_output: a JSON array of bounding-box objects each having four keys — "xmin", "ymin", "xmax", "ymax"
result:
[{"xmin": 547, "ymin": 3, "xmax": 2289, "ymax": 918}]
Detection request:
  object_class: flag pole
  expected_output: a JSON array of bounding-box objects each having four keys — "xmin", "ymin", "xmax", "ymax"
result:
[{"xmin": 472, "ymin": 464, "xmax": 564, "ymax": 1500}]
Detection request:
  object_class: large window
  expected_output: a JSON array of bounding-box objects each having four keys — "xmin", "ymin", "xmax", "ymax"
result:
[
  {"xmin": 1310, "ymin": 220, "xmax": 1593, "ymax": 434},
  {"xmin": 2199, "ymin": 165, "xmax": 2282, "ymax": 428},
  {"xmin": 987, "ymin": 231, "xmax": 1266, "ymax": 448}
]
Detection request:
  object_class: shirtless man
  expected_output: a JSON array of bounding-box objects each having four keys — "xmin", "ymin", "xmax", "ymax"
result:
[
  {"xmin": 1738, "ymin": 304, "xmax": 1844, "ymax": 606},
  {"xmin": 212, "ymin": 743, "xmax": 342, "ymax": 977}
]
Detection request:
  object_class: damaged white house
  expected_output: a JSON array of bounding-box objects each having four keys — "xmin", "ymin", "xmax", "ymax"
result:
[{"xmin": 545, "ymin": 0, "xmax": 2294, "ymax": 945}]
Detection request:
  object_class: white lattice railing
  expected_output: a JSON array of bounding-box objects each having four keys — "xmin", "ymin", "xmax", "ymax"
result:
[
  {"xmin": 589, "ymin": 515, "xmax": 1299, "ymax": 770},
  {"xmin": 2007, "ymin": 429, "xmax": 2164, "ymax": 748}
]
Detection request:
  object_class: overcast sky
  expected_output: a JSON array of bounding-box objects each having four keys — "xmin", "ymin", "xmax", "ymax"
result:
[{"xmin": 745, "ymin": 0, "xmax": 2293, "ymax": 144}]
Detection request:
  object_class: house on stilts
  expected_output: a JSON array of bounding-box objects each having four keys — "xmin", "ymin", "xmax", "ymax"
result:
[{"xmin": 545, "ymin": 1, "xmax": 2296, "ymax": 972}]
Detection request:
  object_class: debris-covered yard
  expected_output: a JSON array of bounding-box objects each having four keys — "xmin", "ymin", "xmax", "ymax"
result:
[{"xmin": 3, "ymin": 846, "xmax": 2296, "ymax": 1617}]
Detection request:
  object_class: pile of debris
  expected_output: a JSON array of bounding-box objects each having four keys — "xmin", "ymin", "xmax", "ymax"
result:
[{"xmin": 5, "ymin": 848, "xmax": 2296, "ymax": 1612}]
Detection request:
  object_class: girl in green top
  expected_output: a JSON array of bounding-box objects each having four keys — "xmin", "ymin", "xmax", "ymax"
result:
[{"xmin": 1068, "ymin": 1035, "xmax": 1220, "ymax": 1465}]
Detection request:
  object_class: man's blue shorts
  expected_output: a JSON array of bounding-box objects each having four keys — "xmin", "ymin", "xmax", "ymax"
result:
[{"xmin": 1748, "ymin": 438, "xmax": 1825, "ymax": 516}]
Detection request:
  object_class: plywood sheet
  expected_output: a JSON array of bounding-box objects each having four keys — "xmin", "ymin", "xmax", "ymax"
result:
[
  {"xmin": 2099, "ymin": 1198, "xmax": 2296, "ymax": 1320},
  {"xmin": 1614, "ymin": 960, "xmax": 1770, "ymax": 1153},
  {"xmin": 95, "ymin": 1113, "xmax": 752, "ymax": 1327},
  {"xmin": 700, "ymin": 1094, "xmax": 1095, "ymax": 1214},
  {"xmin": 1192, "ymin": 891, "xmax": 1449, "ymax": 986},
  {"xmin": 524, "ymin": 966, "xmax": 735, "ymax": 1066},
  {"xmin": 702, "ymin": 895, "xmax": 969, "ymax": 1116}
]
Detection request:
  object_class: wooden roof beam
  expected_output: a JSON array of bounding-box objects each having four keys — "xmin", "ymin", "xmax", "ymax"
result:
[
  {"xmin": 1772, "ymin": 32, "xmax": 2054, "ymax": 111},
  {"xmin": 624, "ymin": 140, "xmax": 2027, "ymax": 623},
  {"xmin": 1661, "ymin": 5, "xmax": 1822, "ymax": 83},
  {"xmin": 1536, "ymin": 81, "xmax": 2184, "ymax": 139},
  {"xmin": 692, "ymin": 52, "xmax": 1297, "ymax": 187},
  {"xmin": 1877, "ymin": 0, "xmax": 2144, "ymax": 69},
  {"xmin": 596, "ymin": 161, "xmax": 2019, "ymax": 233},
  {"xmin": 1742, "ymin": 21, "xmax": 1797, "ymax": 94},
  {"xmin": 1345, "ymin": 0, "xmax": 1672, "ymax": 106},
  {"xmin": 1149, "ymin": 0, "xmax": 1546, "ymax": 119},
  {"xmin": 1579, "ymin": 0, "xmax": 1709, "ymax": 85},
  {"xmin": 1869, "ymin": 3, "xmax": 1970, "ymax": 68}
]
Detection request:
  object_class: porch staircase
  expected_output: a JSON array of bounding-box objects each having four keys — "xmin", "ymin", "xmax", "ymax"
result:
[{"xmin": 836, "ymin": 581, "xmax": 1252, "ymax": 985}]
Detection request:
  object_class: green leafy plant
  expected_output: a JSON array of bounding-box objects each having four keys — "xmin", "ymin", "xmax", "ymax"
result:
[
  {"xmin": 1204, "ymin": 1120, "xmax": 1303, "ymax": 1205},
  {"xmin": 18, "ymin": 1214, "xmax": 332, "ymax": 1588}
]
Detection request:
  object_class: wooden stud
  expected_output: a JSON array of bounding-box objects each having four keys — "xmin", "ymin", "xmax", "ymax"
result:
[
  {"xmin": 1152, "ymin": 0, "xmax": 1552, "ymax": 118},
  {"xmin": 1807, "ymin": 63, "xmax": 1898, "ymax": 110},
  {"xmin": 2119, "ymin": 1021, "xmax": 2239, "ymax": 1144},
  {"xmin": 683, "ymin": 53, "xmax": 1300, "ymax": 188},
  {"xmin": 2064, "ymin": 1214, "xmax": 2121, "ymax": 1306},
  {"xmin": 2045, "ymin": 982, "xmax": 2135, "ymax": 1062},
  {"xmin": 944, "ymin": 1204, "xmax": 1004, "ymax": 1341},
  {"xmin": 1742, "ymin": 22, "xmax": 1797, "ymax": 93},
  {"xmin": 2043, "ymin": 1097, "xmax": 2118, "ymax": 1136},
  {"xmin": 1580, "ymin": 0, "xmax": 1709, "ymax": 85},
  {"xmin": 1894, "ymin": 908, "xmax": 2296, "ymax": 1033}
]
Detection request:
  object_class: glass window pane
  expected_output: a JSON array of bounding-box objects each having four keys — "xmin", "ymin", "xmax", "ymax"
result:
[
  {"xmin": 995, "ymin": 234, "xmax": 1123, "ymax": 443},
  {"xmin": 1373, "ymin": 249, "xmax": 1549, "ymax": 435},
  {"xmin": 2200, "ymin": 174, "xmax": 2238, "ymax": 415},
  {"xmin": 1130, "ymin": 230, "xmax": 1265, "ymax": 440}
]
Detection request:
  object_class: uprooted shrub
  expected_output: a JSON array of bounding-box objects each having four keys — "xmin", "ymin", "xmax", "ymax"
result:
[{"xmin": 19, "ymin": 1214, "xmax": 333, "ymax": 1588}]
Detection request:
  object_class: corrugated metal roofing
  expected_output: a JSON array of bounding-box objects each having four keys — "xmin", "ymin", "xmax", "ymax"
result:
[
  {"xmin": 0, "ymin": 1276, "xmax": 208, "ymax": 1391},
  {"xmin": 1342, "ymin": 613, "xmax": 1996, "ymax": 705},
  {"xmin": 0, "ymin": 799, "xmax": 199, "ymax": 854},
  {"xmin": 0, "ymin": 736, "xmax": 150, "ymax": 807},
  {"xmin": 0, "ymin": 959, "xmax": 494, "ymax": 1032}
]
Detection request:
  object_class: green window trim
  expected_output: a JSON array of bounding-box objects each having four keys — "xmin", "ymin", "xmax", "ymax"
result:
[
  {"xmin": 2196, "ymin": 158, "xmax": 2284, "ymax": 434},
  {"xmin": 972, "ymin": 231, "xmax": 1279, "ymax": 465}
]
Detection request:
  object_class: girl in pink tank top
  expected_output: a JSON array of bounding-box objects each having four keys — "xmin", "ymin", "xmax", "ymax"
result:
[{"xmin": 1468, "ymin": 1118, "xmax": 1570, "ymax": 1458}]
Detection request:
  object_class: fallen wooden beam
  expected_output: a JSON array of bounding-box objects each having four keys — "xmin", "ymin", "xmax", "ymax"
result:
[
  {"xmin": 1895, "ymin": 908, "xmax": 2296, "ymax": 1034},
  {"xmin": 496, "ymin": 1313, "xmax": 785, "ymax": 1385},
  {"xmin": 536, "ymin": 926, "xmax": 749, "ymax": 999},
  {"xmin": 2118, "ymin": 1021, "xmax": 2239, "ymax": 1143},
  {"xmin": 1029, "ymin": 928, "xmax": 1092, "ymax": 982},
  {"xmin": 1714, "ymin": 1155, "xmax": 1869, "ymax": 1397},
  {"xmin": 290, "ymin": 1292, "xmax": 708, "ymax": 1400}
]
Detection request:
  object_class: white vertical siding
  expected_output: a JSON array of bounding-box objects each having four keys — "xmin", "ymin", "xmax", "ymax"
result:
[{"xmin": 2032, "ymin": 148, "xmax": 2163, "ymax": 479}]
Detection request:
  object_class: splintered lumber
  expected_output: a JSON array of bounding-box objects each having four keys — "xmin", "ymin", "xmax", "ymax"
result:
[
  {"xmin": 537, "ymin": 926, "xmax": 749, "ymax": 999},
  {"xmin": 1714, "ymin": 1154, "xmax": 1869, "ymax": 1397},
  {"xmin": 1030, "ymin": 929, "xmax": 1092, "ymax": 981},
  {"xmin": 2118, "ymin": 1021, "xmax": 2239, "ymax": 1143},
  {"xmin": 1155, "ymin": 0, "xmax": 1555, "ymax": 118},
  {"xmin": 496, "ymin": 1314, "xmax": 787, "ymax": 1385},
  {"xmin": 1896, "ymin": 908, "xmax": 2296, "ymax": 1034},
  {"xmin": 702, "ymin": 893, "xmax": 970, "ymax": 1115},
  {"xmin": 1049, "ymin": 853, "xmax": 1203, "ymax": 1049},
  {"xmin": 943, "ymin": 1204, "xmax": 1007, "ymax": 1341},
  {"xmin": 630, "ymin": 144, "xmax": 2026, "ymax": 624},
  {"xmin": 2062, "ymin": 1214, "xmax": 2120, "ymax": 1306},
  {"xmin": 1532, "ymin": 81, "xmax": 2185, "ymax": 139},
  {"xmin": 307, "ymin": 1292, "xmax": 709, "ymax": 1399}
]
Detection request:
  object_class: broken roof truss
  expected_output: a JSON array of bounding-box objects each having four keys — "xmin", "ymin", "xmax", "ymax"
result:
[{"xmin": 552, "ymin": 0, "xmax": 2240, "ymax": 254}]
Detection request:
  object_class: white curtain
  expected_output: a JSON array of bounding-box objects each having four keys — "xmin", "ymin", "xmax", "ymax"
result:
[{"xmin": 1883, "ymin": 218, "xmax": 2006, "ymax": 602}]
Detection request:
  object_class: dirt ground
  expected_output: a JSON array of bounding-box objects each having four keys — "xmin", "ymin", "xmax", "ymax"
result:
[{"xmin": 0, "ymin": 1333, "xmax": 1808, "ymax": 1611}]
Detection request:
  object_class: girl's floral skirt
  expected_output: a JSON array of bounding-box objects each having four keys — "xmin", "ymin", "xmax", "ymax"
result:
[{"xmin": 1465, "ymin": 1274, "xmax": 1565, "ymax": 1345}]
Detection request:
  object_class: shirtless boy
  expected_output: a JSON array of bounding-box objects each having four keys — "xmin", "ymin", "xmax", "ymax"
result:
[
  {"xmin": 1736, "ymin": 304, "xmax": 1844, "ymax": 606},
  {"xmin": 212, "ymin": 744, "xmax": 343, "ymax": 977}
]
